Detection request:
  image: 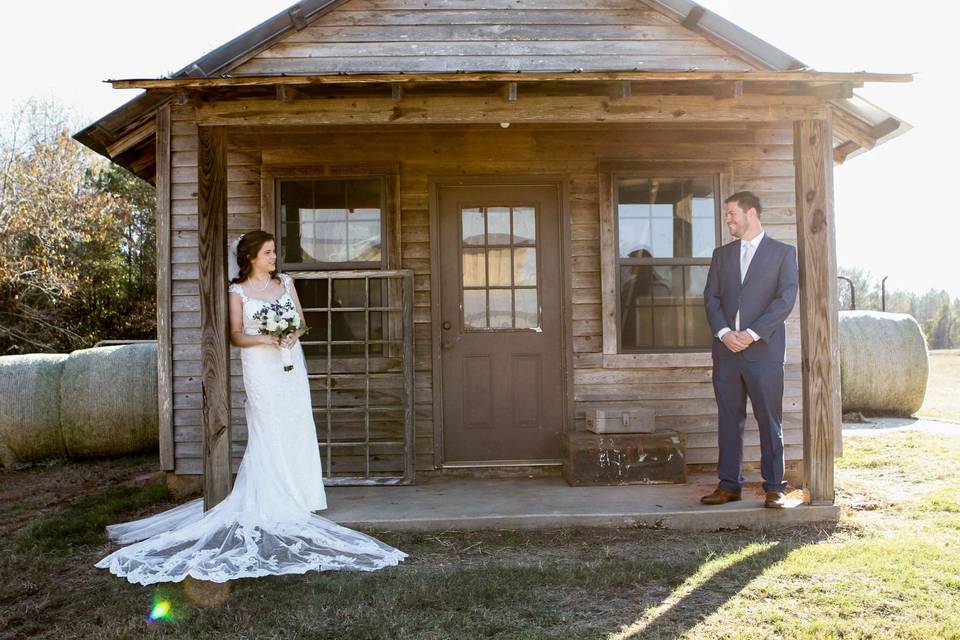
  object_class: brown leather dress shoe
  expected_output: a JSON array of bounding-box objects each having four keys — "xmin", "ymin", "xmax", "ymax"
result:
[
  {"xmin": 764, "ymin": 491, "xmax": 787, "ymax": 508},
  {"xmin": 700, "ymin": 487, "xmax": 742, "ymax": 505}
]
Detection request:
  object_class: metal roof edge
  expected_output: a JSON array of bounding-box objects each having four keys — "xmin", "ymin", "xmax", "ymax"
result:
[{"xmin": 640, "ymin": 0, "xmax": 807, "ymax": 71}]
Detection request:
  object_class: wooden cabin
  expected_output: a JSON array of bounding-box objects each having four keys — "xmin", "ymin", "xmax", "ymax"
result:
[{"xmin": 75, "ymin": 0, "xmax": 910, "ymax": 507}]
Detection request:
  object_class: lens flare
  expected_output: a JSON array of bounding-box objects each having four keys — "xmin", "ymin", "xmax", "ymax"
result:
[{"xmin": 149, "ymin": 598, "xmax": 173, "ymax": 622}]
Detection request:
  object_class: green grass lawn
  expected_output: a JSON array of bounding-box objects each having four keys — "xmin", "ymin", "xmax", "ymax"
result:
[
  {"xmin": 919, "ymin": 349, "xmax": 960, "ymax": 422},
  {"xmin": 2, "ymin": 428, "xmax": 959, "ymax": 640}
]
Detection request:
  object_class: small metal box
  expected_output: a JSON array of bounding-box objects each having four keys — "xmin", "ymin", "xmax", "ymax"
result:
[{"xmin": 585, "ymin": 405, "xmax": 656, "ymax": 434}]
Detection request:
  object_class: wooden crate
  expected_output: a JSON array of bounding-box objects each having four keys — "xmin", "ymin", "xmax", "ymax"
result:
[
  {"xmin": 562, "ymin": 430, "xmax": 686, "ymax": 486},
  {"xmin": 584, "ymin": 404, "xmax": 656, "ymax": 434}
]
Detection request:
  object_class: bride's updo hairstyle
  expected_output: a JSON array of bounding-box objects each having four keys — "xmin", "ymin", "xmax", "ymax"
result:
[{"xmin": 230, "ymin": 230, "xmax": 279, "ymax": 285}]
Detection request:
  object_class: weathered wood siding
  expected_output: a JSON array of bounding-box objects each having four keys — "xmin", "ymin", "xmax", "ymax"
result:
[
  {"xmin": 232, "ymin": 0, "xmax": 755, "ymax": 75},
  {"xmin": 167, "ymin": 118, "xmax": 802, "ymax": 474}
]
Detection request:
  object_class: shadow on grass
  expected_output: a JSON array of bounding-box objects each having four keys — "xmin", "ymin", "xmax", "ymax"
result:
[{"xmin": 614, "ymin": 537, "xmax": 800, "ymax": 639}]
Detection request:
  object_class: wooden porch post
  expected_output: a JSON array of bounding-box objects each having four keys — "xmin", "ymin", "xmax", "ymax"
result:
[
  {"xmin": 197, "ymin": 126, "xmax": 232, "ymax": 509},
  {"xmin": 793, "ymin": 117, "xmax": 841, "ymax": 505}
]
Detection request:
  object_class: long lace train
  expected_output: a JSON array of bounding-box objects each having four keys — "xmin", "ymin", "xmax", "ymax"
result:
[{"xmin": 95, "ymin": 275, "xmax": 407, "ymax": 584}]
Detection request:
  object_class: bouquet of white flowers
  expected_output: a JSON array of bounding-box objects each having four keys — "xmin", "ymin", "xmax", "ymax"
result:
[{"xmin": 251, "ymin": 299, "xmax": 308, "ymax": 372}]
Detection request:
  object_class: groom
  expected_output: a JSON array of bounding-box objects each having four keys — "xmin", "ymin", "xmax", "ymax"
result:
[{"xmin": 701, "ymin": 191, "xmax": 799, "ymax": 509}]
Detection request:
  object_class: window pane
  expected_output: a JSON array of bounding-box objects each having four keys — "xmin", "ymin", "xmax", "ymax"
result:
[
  {"xmin": 514, "ymin": 288, "xmax": 538, "ymax": 329},
  {"xmin": 487, "ymin": 207, "xmax": 511, "ymax": 245},
  {"xmin": 652, "ymin": 306, "xmax": 681, "ymax": 348},
  {"xmin": 279, "ymin": 178, "xmax": 382, "ymax": 265},
  {"xmin": 331, "ymin": 278, "xmax": 366, "ymax": 308},
  {"xmin": 464, "ymin": 290, "xmax": 487, "ymax": 329},
  {"xmin": 513, "ymin": 247, "xmax": 537, "ymax": 286},
  {"xmin": 488, "ymin": 247, "xmax": 512, "ymax": 286},
  {"xmin": 313, "ymin": 221, "xmax": 348, "ymax": 262},
  {"xmin": 686, "ymin": 265, "xmax": 710, "ymax": 298},
  {"xmin": 619, "ymin": 265, "xmax": 712, "ymax": 350},
  {"xmin": 618, "ymin": 212, "xmax": 652, "ymax": 259},
  {"xmin": 462, "ymin": 249, "xmax": 486, "ymax": 287},
  {"xmin": 513, "ymin": 207, "xmax": 536, "ymax": 245},
  {"xmin": 347, "ymin": 219, "xmax": 382, "ymax": 262},
  {"xmin": 617, "ymin": 176, "xmax": 717, "ymax": 259},
  {"xmin": 462, "ymin": 208, "xmax": 485, "ymax": 245},
  {"xmin": 692, "ymin": 197, "xmax": 716, "ymax": 258},
  {"xmin": 489, "ymin": 290, "xmax": 513, "ymax": 329},
  {"xmin": 685, "ymin": 305, "xmax": 713, "ymax": 346}
]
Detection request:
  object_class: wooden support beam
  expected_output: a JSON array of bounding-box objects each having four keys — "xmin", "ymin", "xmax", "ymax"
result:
[
  {"xmin": 196, "ymin": 94, "xmax": 826, "ymax": 127},
  {"xmin": 176, "ymin": 89, "xmax": 201, "ymax": 107},
  {"xmin": 793, "ymin": 118, "xmax": 839, "ymax": 506},
  {"xmin": 391, "ymin": 83, "xmax": 403, "ymax": 102},
  {"xmin": 831, "ymin": 106, "xmax": 877, "ymax": 150},
  {"xmin": 196, "ymin": 126, "xmax": 232, "ymax": 510},
  {"xmin": 113, "ymin": 70, "xmax": 914, "ymax": 90},
  {"xmin": 287, "ymin": 4, "xmax": 307, "ymax": 30},
  {"xmin": 275, "ymin": 85, "xmax": 307, "ymax": 102},
  {"xmin": 713, "ymin": 80, "xmax": 743, "ymax": 101},
  {"xmin": 682, "ymin": 5, "xmax": 707, "ymax": 28},
  {"xmin": 870, "ymin": 116, "xmax": 901, "ymax": 139},
  {"xmin": 106, "ymin": 121, "xmax": 156, "ymax": 158},
  {"xmin": 832, "ymin": 140, "xmax": 860, "ymax": 165},
  {"xmin": 155, "ymin": 105, "xmax": 174, "ymax": 471},
  {"xmin": 809, "ymin": 82, "xmax": 855, "ymax": 100}
]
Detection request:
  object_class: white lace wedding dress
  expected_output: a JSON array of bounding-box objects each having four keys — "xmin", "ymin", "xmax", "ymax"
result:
[{"xmin": 95, "ymin": 274, "xmax": 407, "ymax": 585}]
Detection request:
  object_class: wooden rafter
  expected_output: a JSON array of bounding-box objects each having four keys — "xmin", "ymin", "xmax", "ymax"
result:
[{"xmin": 109, "ymin": 70, "xmax": 913, "ymax": 90}]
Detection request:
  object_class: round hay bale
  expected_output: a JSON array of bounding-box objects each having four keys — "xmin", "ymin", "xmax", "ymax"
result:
[
  {"xmin": 59, "ymin": 343, "xmax": 158, "ymax": 458},
  {"xmin": 0, "ymin": 353, "xmax": 69, "ymax": 465},
  {"xmin": 839, "ymin": 311, "xmax": 928, "ymax": 416}
]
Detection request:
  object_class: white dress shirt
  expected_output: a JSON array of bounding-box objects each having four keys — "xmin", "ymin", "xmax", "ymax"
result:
[{"xmin": 717, "ymin": 231, "xmax": 764, "ymax": 343}]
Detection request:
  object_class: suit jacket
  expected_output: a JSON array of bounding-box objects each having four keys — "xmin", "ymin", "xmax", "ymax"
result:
[{"xmin": 703, "ymin": 233, "xmax": 799, "ymax": 363}]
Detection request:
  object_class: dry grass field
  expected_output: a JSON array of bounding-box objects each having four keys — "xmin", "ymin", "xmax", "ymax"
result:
[
  {"xmin": 0, "ymin": 354, "xmax": 957, "ymax": 638},
  {"xmin": 918, "ymin": 349, "xmax": 960, "ymax": 422}
]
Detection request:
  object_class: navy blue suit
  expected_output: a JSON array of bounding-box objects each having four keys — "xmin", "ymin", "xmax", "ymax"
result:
[{"xmin": 703, "ymin": 233, "xmax": 799, "ymax": 493}]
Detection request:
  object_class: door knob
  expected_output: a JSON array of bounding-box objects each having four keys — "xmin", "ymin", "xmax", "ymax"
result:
[{"xmin": 442, "ymin": 321, "xmax": 452, "ymax": 330}]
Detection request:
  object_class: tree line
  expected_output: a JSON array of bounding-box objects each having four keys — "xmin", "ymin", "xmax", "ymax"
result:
[
  {"xmin": 0, "ymin": 99, "xmax": 155, "ymax": 355},
  {"xmin": 837, "ymin": 267, "xmax": 959, "ymax": 350}
]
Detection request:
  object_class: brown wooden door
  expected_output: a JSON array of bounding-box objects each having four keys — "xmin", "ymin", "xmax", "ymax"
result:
[{"xmin": 438, "ymin": 183, "xmax": 564, "ymax": 463}]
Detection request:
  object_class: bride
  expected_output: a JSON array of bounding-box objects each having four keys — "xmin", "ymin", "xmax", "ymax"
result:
[{"xmin": 95, "ymin": 230, "xmax": 407, "ymax": 585}]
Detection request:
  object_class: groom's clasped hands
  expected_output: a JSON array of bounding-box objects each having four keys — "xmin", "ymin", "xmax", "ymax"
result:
[{"xmin": 721, "ymin": 330, "xmax": 755, "ymax": 353}]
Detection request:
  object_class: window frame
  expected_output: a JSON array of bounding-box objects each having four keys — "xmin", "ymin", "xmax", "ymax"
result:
[
  {"xmin": 599, "ymin": 160, "xmax": 733, "ymax": 358},
  {"xmin": 276, "ymin": 175, "xmax": 388, "ymax": 271},
  {"xmin": 259, "ymin": 163, "xmax": 400, "ymax": 273}
]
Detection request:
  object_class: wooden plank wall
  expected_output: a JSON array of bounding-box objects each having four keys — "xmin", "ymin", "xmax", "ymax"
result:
[
  {"xmin": 167, "ymin": 119, "xmax": 802, "ymax": 474},
  {"xmin": 232, "ymin": 0, "xmax": 754, "ymax": 75},
  {"xmin": 170, "ymin": 105, "xmax": 264, "ymax": 475}
]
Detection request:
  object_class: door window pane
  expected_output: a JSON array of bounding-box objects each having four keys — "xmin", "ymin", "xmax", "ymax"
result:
[
  {"xmin": 460, "ymin": 205, "xmax": 540, "ymax": 332},
  {"xmin": 513, "ymin": 207, "xmax": 536, "ymax": 245},
  {"xmin": 489, "ymin": 290, "xmax": 513, "ymax": 329},
  {"xmin": 464, "ymin": 290, "xmax": 487, "ymax": 329},
  {"xmin": 514, "ymin": 288, "xmax": 538, "ymax": 329}
]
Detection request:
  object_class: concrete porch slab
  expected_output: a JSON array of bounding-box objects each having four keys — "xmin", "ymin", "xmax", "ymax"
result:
[{"xmin": 324, "ymin": 473, "xmax": 839, "ymax": 531}]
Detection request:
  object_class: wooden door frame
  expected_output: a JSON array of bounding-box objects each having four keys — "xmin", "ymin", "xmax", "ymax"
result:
[{"xmin": 428, "ymin": 176, "xmax": 574, "ymax": 468}]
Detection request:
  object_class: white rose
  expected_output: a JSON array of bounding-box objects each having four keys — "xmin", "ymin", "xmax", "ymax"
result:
[
  {"xmin": 265, "ymin": 319, "xmax": 279, "ymax": 331},
  {"xmin": 278, "ymin": 319, "xmax": 289, "ymax": 331}
]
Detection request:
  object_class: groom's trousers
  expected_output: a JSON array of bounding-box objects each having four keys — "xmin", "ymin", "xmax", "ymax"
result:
[{"xmin": 712, "ymin": 353, "xmax": 787, "ymax": 494}]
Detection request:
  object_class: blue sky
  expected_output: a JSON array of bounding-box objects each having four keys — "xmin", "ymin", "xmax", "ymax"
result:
[{"xmin": 1, "ymin": 0, "xmax": 956, "ymax": 297}]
